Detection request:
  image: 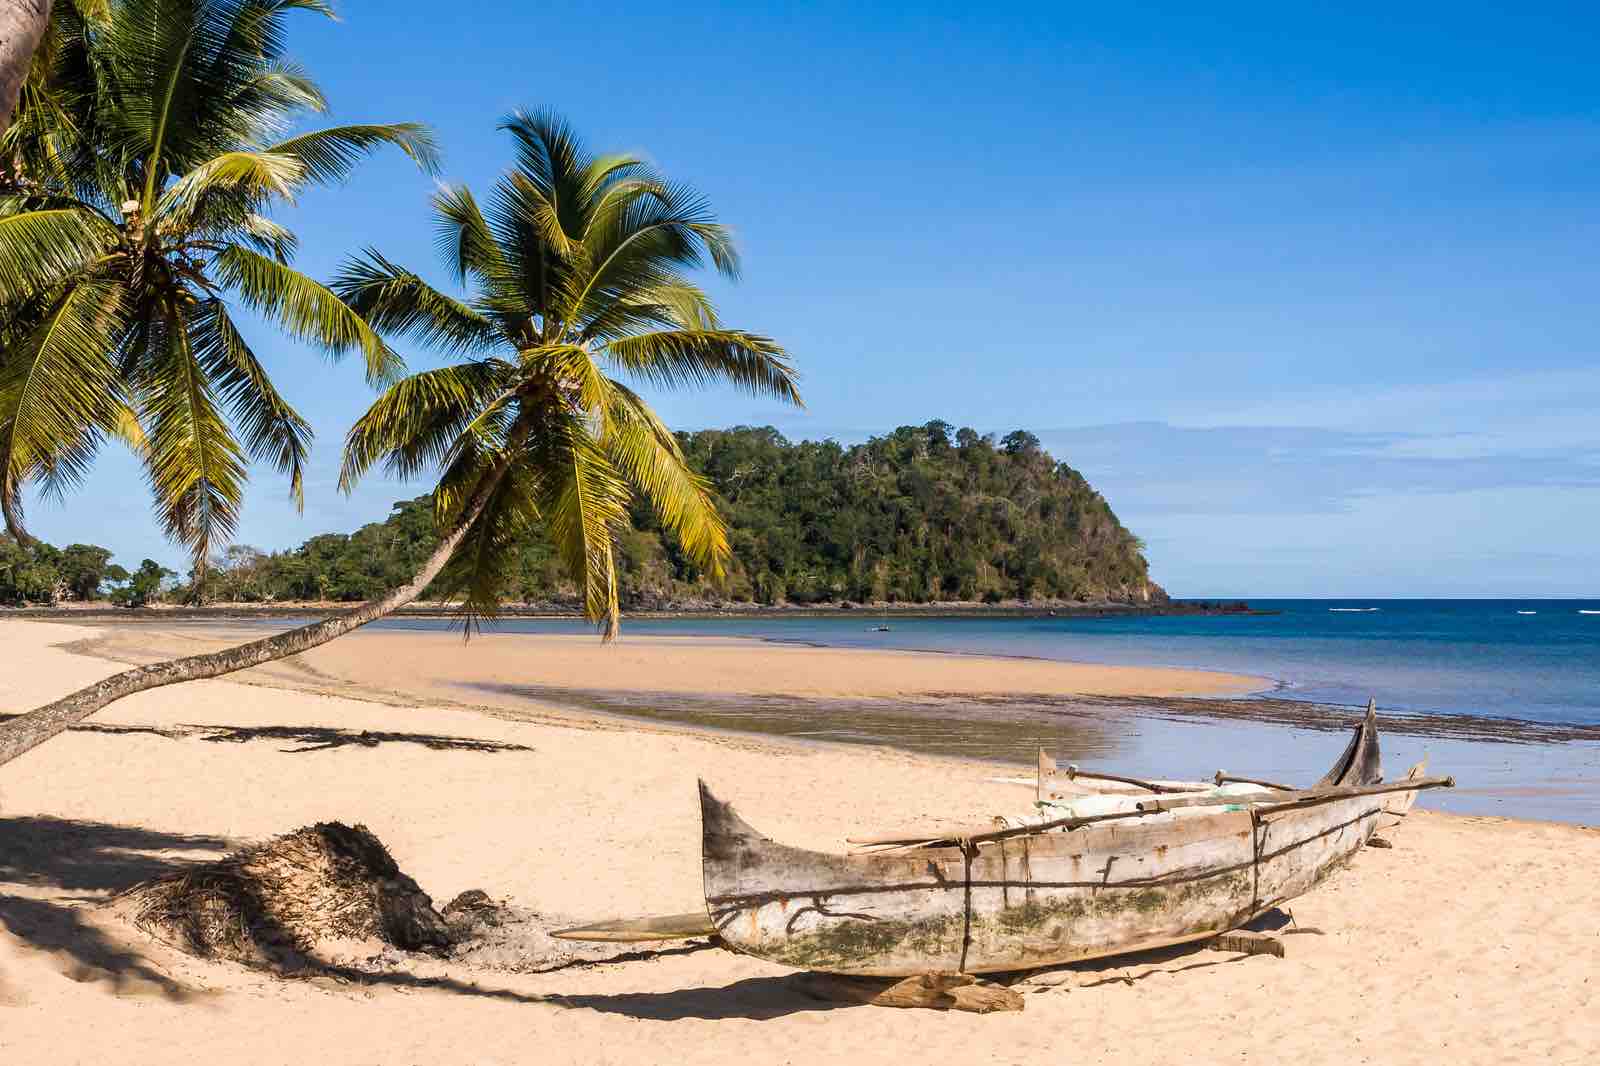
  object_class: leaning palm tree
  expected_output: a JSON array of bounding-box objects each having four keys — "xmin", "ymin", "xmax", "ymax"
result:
[
  {"xmin": 0, "ymin": 0, "xmax": 436, "ymax": 565},
  {"xmin": 0, "ymin": 110, "xmax": 799, "ymax": 769}
]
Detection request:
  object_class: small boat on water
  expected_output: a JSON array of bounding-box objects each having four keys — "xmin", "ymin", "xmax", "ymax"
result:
[
  {"xmin": 1329, "ymin": 607, "xmax": 1380, "ymax": 613},
  {"xmin": 555, "ymin": 705, "xmax": 1450, "ymax": 976},
  {"xmin": 1580, "ymin": 610, "xmax": 1600, "ymax": 616}
]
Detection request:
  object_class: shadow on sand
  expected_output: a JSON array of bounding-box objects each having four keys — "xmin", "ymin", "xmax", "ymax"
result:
[
  {"xmin": 0, "ymin": 714, "xmax": 533, "ymax": 754},
  {"xmin": 190, "ymin": 723, "xmax": 533, "ymax": 754},
  {"xmin": 544, "ymin": 974, "xmax": 854, "ymax": 1020},
  {"xmin": 0, "ymin": 816, "xmax": 231, "ymax": 1000}
]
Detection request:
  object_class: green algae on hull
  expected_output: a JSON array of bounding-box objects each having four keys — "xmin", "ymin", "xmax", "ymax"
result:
[{"xmin": 762, "ymin": 911, "xmax": 966, "ymax": 971}]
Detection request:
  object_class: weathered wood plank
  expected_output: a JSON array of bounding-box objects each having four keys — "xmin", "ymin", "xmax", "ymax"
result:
[
  {"xmin": 1208, "ymin": 930, "xmax": 1285, "ymax": 958},
  {"xmin": 551, "ymin": 913, "xmax": 716, "ymax": 942},
  {"xmin": 795, "ymin": 972, "xmax": 1025, "ymax": 1013}
]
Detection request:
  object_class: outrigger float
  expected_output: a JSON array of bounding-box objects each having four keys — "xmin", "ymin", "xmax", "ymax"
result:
[{"xmin": 557, "ymin": 703, "xmax": 1450, "ymax": 977}]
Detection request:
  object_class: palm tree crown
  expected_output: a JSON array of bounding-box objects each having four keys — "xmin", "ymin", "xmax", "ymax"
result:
[
  {"xmin": 0, "ymin": 0, "xmax": 437, "ymax": 570},
  {"xmin": 335, "ymin": 110, "xmax": 801, "ymax": 634}
]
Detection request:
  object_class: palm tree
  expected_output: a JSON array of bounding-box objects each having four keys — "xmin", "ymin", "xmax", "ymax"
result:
[
  {"xmin": 0, "ymin": 1, "xmax": 52, "ymax": 135},
  {"xmin": 0, "ymin": 110, "xmax": 799, "ymax": 769},
  {"xmin": 0, "ymin": 0, "xmax": 437, "ymax": 565}
]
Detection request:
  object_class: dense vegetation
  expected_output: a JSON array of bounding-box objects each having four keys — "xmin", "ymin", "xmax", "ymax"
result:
[
  {"xmin": 0, "ymin": 535, "xmax": 172, "ymax": 606},
  {"xmin": 183, "ymin": 423, "xmax": 1161, "ymax": 608},
  {"xmin": 0, "ymin": 424, "xmax": 1162, "ymax": 610}
]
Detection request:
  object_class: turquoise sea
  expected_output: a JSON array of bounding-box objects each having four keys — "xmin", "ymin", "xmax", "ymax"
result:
[{"xmin": 371, "ymin": 600, "xmax": 1600, "ymax": 823}]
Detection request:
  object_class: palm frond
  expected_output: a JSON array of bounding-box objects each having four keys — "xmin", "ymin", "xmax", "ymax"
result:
[
  {"xmin": 237, "ymin": 212, "xmax": 298, "ymax": 261},
  {"xmin": 484, "ymin": 169, "xmax": 575, "ymax": 324},
  {"xmin": 604, "ymin": 384, "xmax": 729, "ymax": 575},
  {"xmin": 105, "ymin": 0, "xmax": 345, "ymax": 206},
  {"xmin": 264, "ymin": 122, "xmax": 441, "ymax": 185},
  {"xmin": 107, "ymin": 399, "xmax": 148, "ymax": 452},
  {"xmin": 190, "ymin": 297, "xmax": 312, "ymax": 509},
  {"xmin": 0, "ymin": 280, "xmax": 127, "ymax": 507},
  {"xmin": 580, "ymin": 277, "xmax": 720, "ymax": 341},
  {"xmin": 499, "ymin": 108, "xmax": 594, "ymax": 239},
  {"xmin": 340, "ymin": 361, "xmax": 514, "ymax": 490},
  {"xmin": 332, "ymin": 249, "xmax": 501, "ymax": 355},
  {"xmin": 430, "ymin": 182, "xmax": 507, "ymax": 286},
  {"xmin": 213, "ymin": 244, "xmax": 403, "ymax": 383},
  {"xmin": 603, "ymin": 328, "xmax": 801, "ymax": 404},
  {"xmin": 134, "ymin": 296, "xmax": 249, "ymax": 567},
  {"xmin": 567, "ymin": 180, "xmax": 741, "ymax": 327},
  {"xmin": 522, "ymin": 343, "xmax": 614, "ymax": 420},
  {"xmin": 533, "ymin": 414, "xmax": 630, "ymax": 638},
  {"xmin": 108, "ymin": 0, "xmax": 209, "ymax": 206},
  {"xmin": 250, "ymin": 60, "xmax": 328, "ymax": 114},
  {"xmin": 433, "ymin": 461, "xmax": 541, "ymax": 628},
  {"xmin": 0, "ymin": 208, "xmax": 116, "ymax": 303},
  {"xmin": 154, "ymin": 149, "xmax": 305, "ymax": 224}
]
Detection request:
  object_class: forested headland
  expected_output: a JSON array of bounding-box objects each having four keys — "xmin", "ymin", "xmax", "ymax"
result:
[{"xmin": 2, "ymin": 424, "xmax": 1165, "ymax": 610}]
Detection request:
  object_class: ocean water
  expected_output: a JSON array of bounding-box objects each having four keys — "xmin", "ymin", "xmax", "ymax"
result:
[
  {"xmin": 385, "ymin": 599, "xmax": 1600, "ymax": 725},
  {"xmin": 367, "ymin": 600, "xmax": 1600, "ymax": 822}
]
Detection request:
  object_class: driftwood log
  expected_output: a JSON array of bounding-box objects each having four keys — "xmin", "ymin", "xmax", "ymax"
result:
[{"xmin": 795, "ymin": 972, "xmax": 1025, "ymax": 1013}]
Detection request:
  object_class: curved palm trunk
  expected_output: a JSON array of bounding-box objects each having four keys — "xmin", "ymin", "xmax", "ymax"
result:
[
  {"xmin": 0, "ymin": 463, "xmax": 507, "ymax": 770},
  {"xmin": 0, "ymin": 1, "xmax": 51, "ymax": 136}
]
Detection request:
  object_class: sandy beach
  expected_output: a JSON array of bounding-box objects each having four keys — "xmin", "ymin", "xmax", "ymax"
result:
[
  {"xmin": 2, "ymin": 618, "xmax": 1596, "ymax": 1065},
  {"xmin": 48, "ymin": 620, "xmax": 1271, "ymax": 702}
]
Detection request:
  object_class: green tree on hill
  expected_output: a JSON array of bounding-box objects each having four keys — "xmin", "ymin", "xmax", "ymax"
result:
[{"xmin": 186, "ymin": 422, "xmax": 1159, "ymax": 611}]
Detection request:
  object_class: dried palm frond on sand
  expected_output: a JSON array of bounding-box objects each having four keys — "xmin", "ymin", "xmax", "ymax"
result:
[{"xmin": 111, "ymin": 822, "xmax": 452, "ymax": 967}]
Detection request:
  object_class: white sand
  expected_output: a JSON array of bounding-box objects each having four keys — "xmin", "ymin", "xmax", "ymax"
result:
[{"xmin": 1, "ymin": 619, "xmax": 1595, "ymax": 1064}]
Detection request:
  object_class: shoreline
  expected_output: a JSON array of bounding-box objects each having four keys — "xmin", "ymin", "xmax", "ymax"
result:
[
  {"xmin": 19, "ymin": 620, "xmax": 1595, "ymax": 830},
  {"xmin": 30, "ymin": 619, "xmax": 1600, "ymax": 822},
  {"xmin": 39, "ymin": 615, "xmax": 1600, "ymax": 746}
]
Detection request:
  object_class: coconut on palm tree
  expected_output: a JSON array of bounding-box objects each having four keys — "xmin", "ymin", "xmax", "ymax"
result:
[{"xmin": 0, "ymin": 108, "xmax": 799, "ymax": 768}]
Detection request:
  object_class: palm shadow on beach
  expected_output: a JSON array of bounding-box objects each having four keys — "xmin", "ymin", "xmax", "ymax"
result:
[
  {"xmin": 0, "ymin": 713, "xmax": 534, "ymax": 755},
  {"xmin": 0, "ymin": 815, "xmax": 231, "ymax": 999}
]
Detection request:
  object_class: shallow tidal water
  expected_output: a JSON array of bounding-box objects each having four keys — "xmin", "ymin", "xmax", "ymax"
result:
[{"xmin": 146, "ymin": 600, "xmax": 1600, "ymax": 824}]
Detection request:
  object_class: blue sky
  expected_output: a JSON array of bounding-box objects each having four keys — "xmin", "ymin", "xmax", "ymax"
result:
[{"xmin": 21, "ymin": 1, "xmax": 1600, "ymax": 597}]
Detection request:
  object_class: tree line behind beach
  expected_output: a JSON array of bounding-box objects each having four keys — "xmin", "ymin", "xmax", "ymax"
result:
[{"xmin": 1, "ymin": 422, "xmax": 1157, "ymax": 609}]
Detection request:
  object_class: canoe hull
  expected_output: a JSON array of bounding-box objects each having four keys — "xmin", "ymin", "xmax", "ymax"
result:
[{"xmin": 703, "ymin": 708, "xmax": 1390, "ymax": 976}]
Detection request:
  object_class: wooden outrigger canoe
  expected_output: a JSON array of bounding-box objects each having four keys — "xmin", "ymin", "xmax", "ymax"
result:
[{"xmin": 698, "ymin": 705, "xmax": 1450, "ymax": 976}]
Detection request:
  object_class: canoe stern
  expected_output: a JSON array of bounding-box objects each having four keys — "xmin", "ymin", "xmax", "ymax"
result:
[{"xmin": 700, "ymin": 780, "xmax": 971, "ymax": 974}]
